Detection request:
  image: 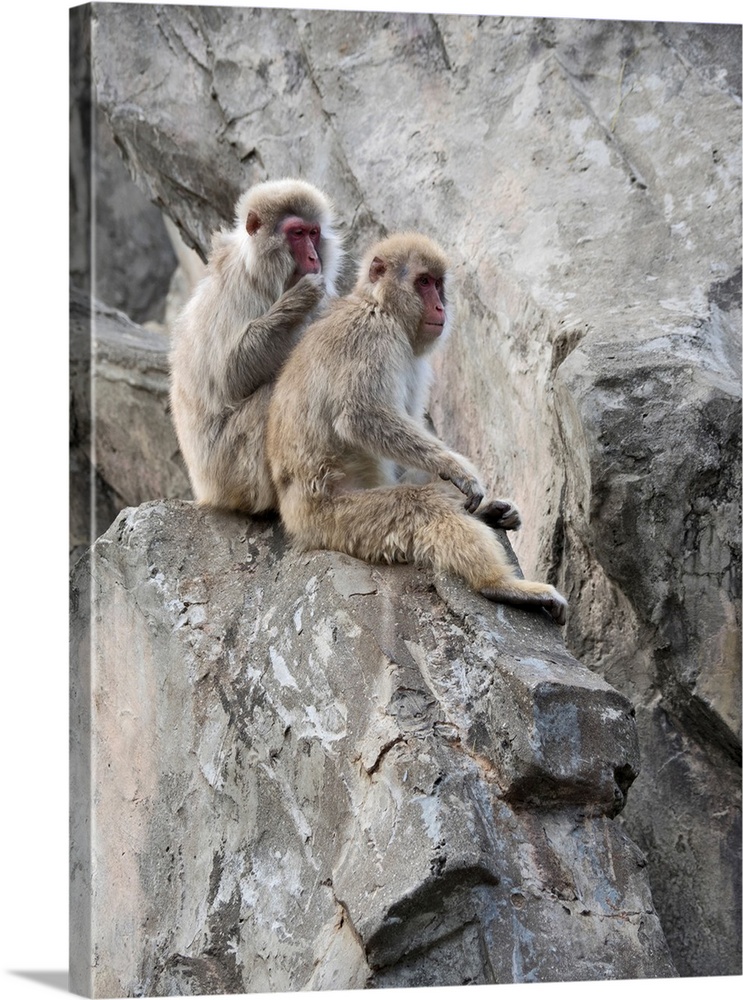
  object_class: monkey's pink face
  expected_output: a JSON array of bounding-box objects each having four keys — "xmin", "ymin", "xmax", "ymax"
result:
[
  {"xmin": 415, "ymin": 273, "xmax": 446, "ymax": 338},
  {"xmin": 281, "ymin": 216, "xmax": 322, "ymax": 277}
]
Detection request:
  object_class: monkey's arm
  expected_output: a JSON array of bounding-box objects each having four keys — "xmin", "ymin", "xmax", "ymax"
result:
[
  {"xmin": 335, "ymin": 404, "xmax": 485, "ymax": 512},
  {"xmin": 224, "ymin": 275, "xmax": 325, "ymax": 402}
]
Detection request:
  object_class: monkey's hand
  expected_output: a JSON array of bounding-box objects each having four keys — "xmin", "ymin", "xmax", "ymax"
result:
[
  {"xmin": 477, "ymin": 498, "xmax": 522, "ymax": 531},
  {"xmin": 439, "ymin": 455, "xmax": 485, "ymax": 513},
  {"xmin": 273, "ymin": 273, "xmax": 326, "ymax": 324}
]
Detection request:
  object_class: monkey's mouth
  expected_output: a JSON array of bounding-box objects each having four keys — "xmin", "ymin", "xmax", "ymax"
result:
[{"xmin": 423, "ymin": 322, "xmax": 445, "ymax": 335}]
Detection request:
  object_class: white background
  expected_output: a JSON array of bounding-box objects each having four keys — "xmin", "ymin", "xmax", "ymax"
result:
[{"xmin": 2, "ymin": 0, "xmax": 739, "ymax": 997}]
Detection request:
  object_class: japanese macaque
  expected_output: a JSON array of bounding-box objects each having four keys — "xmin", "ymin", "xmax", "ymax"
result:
[
  {"xmin": 266, "ymin": 233, "xmax": 567, "ymax": 624},
  {"xmin": 170, "ymin": 178, "xmax": 342, "ymax": 513}
]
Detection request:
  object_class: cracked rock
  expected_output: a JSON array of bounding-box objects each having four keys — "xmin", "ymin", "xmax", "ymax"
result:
[{"xmin": 71, "ymin": 500, "xmax": 676, "ymax": 993}]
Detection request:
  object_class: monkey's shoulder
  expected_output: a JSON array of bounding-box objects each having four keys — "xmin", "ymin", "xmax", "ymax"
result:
[
  {"xmin": 208, "ymin": 225, "xmax": 236, "ymax": 260},
  {"xmin": 207, "ymin": 228, "xmax": 261, "ymax": 288},
  {"xmin": 312, "ymin": 296, "xmax": 406, "ymax": 348}
]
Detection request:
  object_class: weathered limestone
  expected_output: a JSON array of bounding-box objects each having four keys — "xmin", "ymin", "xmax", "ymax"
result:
[
  {"xmin": 70, "ymin": 500, "xmax": 676, "ymax": 995},
  {"xmin": 69, "ymin": 289, "xmax": 192, "ymax": 565},
  {"xmin": 70, "ymin": 6, "xmax": 176, "ymax": 323}
]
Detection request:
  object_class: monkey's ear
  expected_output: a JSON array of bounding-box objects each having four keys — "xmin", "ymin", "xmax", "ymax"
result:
[
  {"xmin": 369, "ymin": 257, "xmax": 386, "ymax": 283},
  {"xmin": 246, "ymin": 210, "xmax": 262, "ymax": 236}
]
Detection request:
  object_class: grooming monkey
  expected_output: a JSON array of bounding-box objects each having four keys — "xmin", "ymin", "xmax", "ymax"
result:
[
  {"xmin": 170, "ymin": 178, "xmax": 342, "ymax": 513},
  {"xmin": 266, "ymin": 233, "xmax": 567, "ymax": 624}
]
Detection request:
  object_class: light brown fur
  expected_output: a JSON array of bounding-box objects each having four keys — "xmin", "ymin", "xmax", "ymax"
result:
[
  {"xmin": 170, "ymin": 178, "xmax": 343, "ymax": 512},
  {"xmin": 266, "ymin": 233, "xmax": 567, "ymax": 624}
]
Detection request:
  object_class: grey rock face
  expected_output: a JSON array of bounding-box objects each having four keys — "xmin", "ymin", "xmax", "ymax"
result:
[
  {"xmin": 70, "ymin": 501, "xmax": 676, "ymax": 995},
  {"xmin": 78, "ymin": 3, "xmax": 741, "ymax": 980},
  {"xmin": 70, "ymin": 6, "xmax": 177, "ymax": 322},
  {"xmin": 92, "ymin": 116, "xmax": 178, "ymax": 324},
  {"xmin": 69, "ymin": 289, "xmax": 191, "ymax": 565}
]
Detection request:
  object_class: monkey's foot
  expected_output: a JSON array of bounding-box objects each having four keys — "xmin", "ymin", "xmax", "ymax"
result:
[
  {"xmin": 480, "ymin": 581, "xmax": 567, "ymax": 625},
  {"xmin": 476, "ymin": 498, "xmax": 522, "ymax": 531}
]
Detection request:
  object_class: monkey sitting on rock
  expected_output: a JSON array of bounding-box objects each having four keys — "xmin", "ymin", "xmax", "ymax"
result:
[
  {"xmin": 266, "ymin": 232, "xmax": 567, "ymax": 624},
  {"xmin": 170, "ymin": 178, "xmax": 342, "ymax": 514}
]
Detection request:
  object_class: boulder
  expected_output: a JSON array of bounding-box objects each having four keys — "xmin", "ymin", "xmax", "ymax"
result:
[{"xmin": 70, "ymin": 500, "xmax": 676, "ymax": 995}]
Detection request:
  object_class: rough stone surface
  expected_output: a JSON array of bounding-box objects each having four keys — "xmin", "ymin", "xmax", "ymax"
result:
[
  {"xmin": 76, "ymin": 3, "xmax": 741, "ymax": 980},
  {"xmin": 70, "ymin": 500, "xmax": 676, "ymax": 996},
  {"xmin": 70, "ymin": 6, "xmax": 176, "ymax": 323},
  {"xmin": 92, "ymin": 115, "xmax": 178, "ymax": 325},
  {"xmin": 69, "ymin": 288, "xmax": 192, "ymax": 565}
]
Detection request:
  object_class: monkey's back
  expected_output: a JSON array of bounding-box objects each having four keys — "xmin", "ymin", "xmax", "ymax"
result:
[
  {"xmin": 171, "ymin": 252, "xmax": 276, "ymax": 409},
  {"xmin": 170, "ymin": 246, "xmax": 282, "ymax": 508}
]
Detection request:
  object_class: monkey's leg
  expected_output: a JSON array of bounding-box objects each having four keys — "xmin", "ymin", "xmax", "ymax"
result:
[
  {"xmin": 477, "ymin": 579, "xmax": 567, "ymax": 625},
  {"xmin": 202, "ymin": 388, "xmax": 277, "ymax": 513},
  {"xmin": 285, "ymin": 484, "xmax": 566, "ymax": 624},
  {"xmin": 411, "ymin": 490, "xmax": 566, "ymax": 625}
]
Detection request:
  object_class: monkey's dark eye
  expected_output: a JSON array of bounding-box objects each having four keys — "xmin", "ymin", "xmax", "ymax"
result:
[{"xmin": 418, "ymin": 275, "xmax": 430, "ymax": 286}]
